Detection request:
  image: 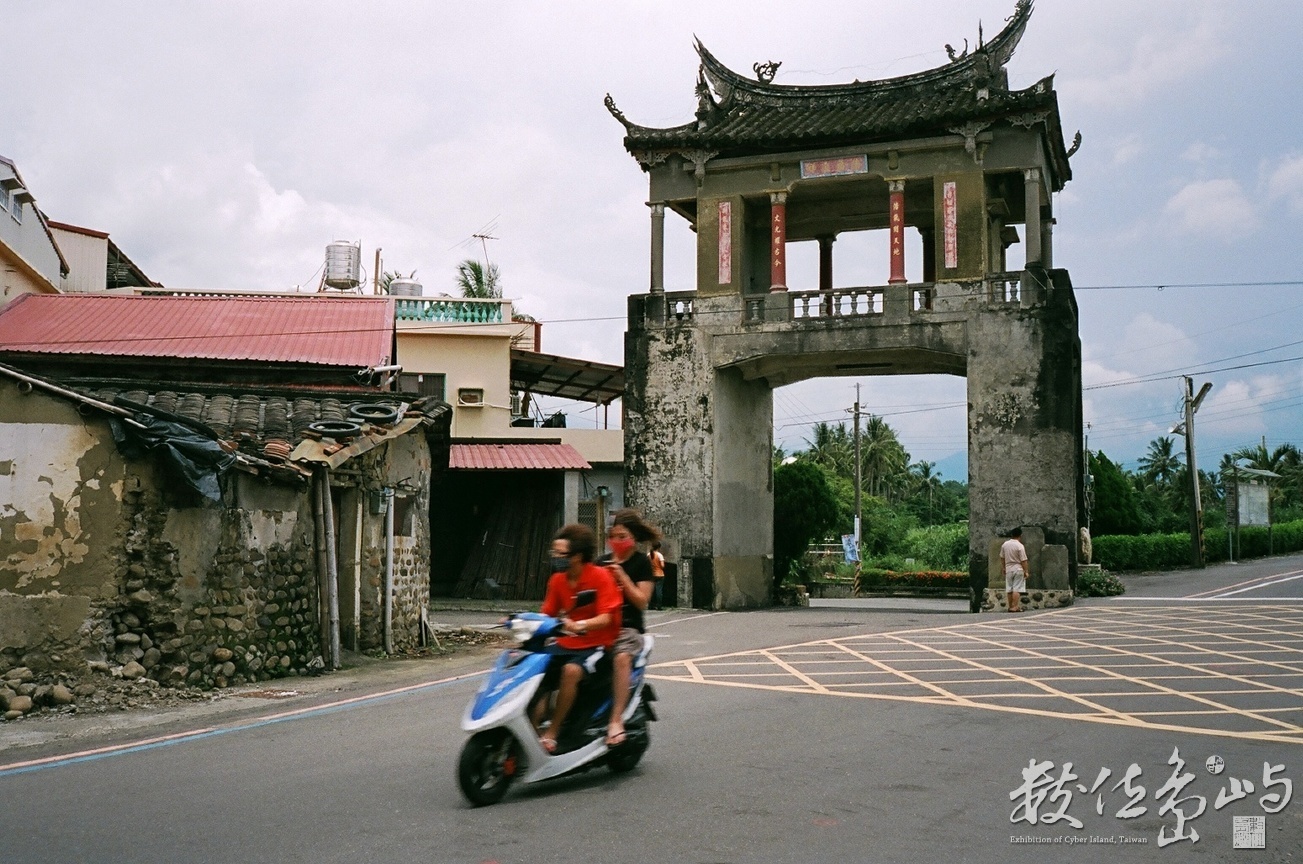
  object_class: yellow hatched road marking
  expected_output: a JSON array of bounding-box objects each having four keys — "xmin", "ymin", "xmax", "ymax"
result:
[{"xmin": 649, "ymin": 602, "xmax": 1303, "ymax": 744}]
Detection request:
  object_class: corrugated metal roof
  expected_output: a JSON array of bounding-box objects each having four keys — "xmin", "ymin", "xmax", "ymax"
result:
[
  {"xmin": 449, "ymin": 442, "xmax": 591, "ymax": 471},
  {"xmin": 0, "ymin": 293, "xmax": 394, "ymax": 367},
  {"xmin": 510, "ymin": 349, "xmax": 623, "ymax": 404}
]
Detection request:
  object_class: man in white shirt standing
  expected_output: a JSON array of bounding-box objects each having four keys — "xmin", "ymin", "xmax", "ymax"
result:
[{"xmin": 1000, "ymin": 528, "xmax": 1029, "ymax": 613}]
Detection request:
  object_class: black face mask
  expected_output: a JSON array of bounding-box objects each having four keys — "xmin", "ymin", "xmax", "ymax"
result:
[{"xmin": 550, "ymin": 555, "xmax": 572, "ymax": 573}]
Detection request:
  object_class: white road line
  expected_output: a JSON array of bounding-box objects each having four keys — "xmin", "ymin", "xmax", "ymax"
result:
[
  {"xmin": 1213, "ymin": 572, "xmax": 1303, "ymax": 597},
  {"xmin": 647, "ymin": 611, "xmax": 727, "ymax": 628},
  {"xmin": 1105, "ymin": 597, "xmax": 1303, "ymax": 602}
]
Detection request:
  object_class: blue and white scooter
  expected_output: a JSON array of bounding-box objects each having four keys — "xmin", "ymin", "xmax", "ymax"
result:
[{"xmin": 457, "ymin": 610, "xmax": 657, "ymax": 806}]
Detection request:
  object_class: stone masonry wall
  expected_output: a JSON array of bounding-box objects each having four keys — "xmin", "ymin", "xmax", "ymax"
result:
[
  {"xmin": 0, "ymin": 385, "xmax": 323, "ymax": 699},
  {"xmin": 1, "ymin": 386, "xmax": 436, "ymax": 717},
  {"xmin": 81, "ymin": 473, "xmax": 322, "ymax": 689}
]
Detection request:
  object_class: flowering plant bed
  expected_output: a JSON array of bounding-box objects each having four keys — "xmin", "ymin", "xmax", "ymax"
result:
[
  {"xmin": 859, "ymin": 568, "xmax": 969, "ymax": 589},
  {"xmin": 806, "ymin": 568, "xmax": 971, "ymax": 599}
]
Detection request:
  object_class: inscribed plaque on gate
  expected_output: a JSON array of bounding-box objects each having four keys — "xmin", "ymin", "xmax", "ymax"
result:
[
  {"xmin": 718, "ymin": 200, "xmax": 732, "ymax": 284},
  {"xmin": 800, "ymin": 155, "xmax": 868, "ymax": 179}
]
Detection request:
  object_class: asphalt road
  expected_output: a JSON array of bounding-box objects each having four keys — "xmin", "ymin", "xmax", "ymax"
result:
[{"xmin": 3, "ymin": 557, "xmax": 1303, "ymax": 863}]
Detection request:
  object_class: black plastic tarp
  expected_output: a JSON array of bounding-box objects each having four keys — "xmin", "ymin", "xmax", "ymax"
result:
[{"xmin": 111, "ymin": 414, "xmax": 236, "ymax": 503}]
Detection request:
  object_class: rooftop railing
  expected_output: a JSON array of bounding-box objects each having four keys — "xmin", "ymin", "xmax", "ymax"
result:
[{"xmin": 394, "ymin": 297, "xmax": 508, "ymax": 324}]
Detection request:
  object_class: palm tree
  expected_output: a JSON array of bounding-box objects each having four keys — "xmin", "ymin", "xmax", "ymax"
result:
[
  {"xmin": 455, "ymin": 259, "xmax": 501, "ymax": 298},
  {"xmin": 861, "ymin": 414, "xmax": 908, "ymax": 498},
  {"xmin": 909, "ymin": 460, "xmax": 942, "ymax": 524},
  {"xmin": 803, "ymin": 421, "xmax": 854, "ymax": 478},
  {"xmin": 1138, "ymin": 436, "xmax": 1181, "ymax": 488}
]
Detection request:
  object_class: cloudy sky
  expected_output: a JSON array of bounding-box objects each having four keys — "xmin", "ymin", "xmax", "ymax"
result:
[{"xmin": 7, "ymin": 1, "xmax": 1302, "ymax": 481}]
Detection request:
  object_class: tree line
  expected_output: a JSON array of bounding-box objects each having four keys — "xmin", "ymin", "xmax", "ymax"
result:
[{"xmin": 1090, "ymin": 438, "xmax": 1303, "ymax": 536}]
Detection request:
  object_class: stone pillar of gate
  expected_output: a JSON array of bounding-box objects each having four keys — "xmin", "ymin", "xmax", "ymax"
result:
[
  {"xmin": 966, "ymin": 267, "xmax": 1083, "ymax": 612},
  {"xmin": 710, "ymin": 364, "xmax": 773, "ymax": 608},
  {"xmin": 624, "ymin": 296, "xmax": 715, "ymax": 609},
  {"xmin": 624, "ymin": 294, "xmax": 773, "ymax": 610}
]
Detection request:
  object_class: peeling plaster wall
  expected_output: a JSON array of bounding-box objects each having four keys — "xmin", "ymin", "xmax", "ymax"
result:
[
  {"xmin": 0, "ymin": 393, "xmax": 124, "ymax": 599},
  {"xmin": 0, "ymin": 381, "xmax": 437, "ymax": 682}
]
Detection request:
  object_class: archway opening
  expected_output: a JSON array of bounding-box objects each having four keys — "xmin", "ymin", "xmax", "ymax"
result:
[{"xmin": 772, "ymin": 372, "xmax": 969, "ymax": 585}]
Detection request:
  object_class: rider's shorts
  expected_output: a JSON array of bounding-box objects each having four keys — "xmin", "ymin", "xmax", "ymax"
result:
[
  {"xmin": 615, "ymin": 627, "xmax": 645, "ymax": 657},
  {"xmin": 541, "ymin": 646, "xmax": 608, "ymax": 690}
]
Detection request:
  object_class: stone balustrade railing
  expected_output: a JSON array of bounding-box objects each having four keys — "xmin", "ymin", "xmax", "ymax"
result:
[
  {"xmin": 394, "ymin": 297, "xmax": 507, "ymax": 323},
  {"xmin": 790, "ymin": 287, "xmax": 885, "ymax": 320},
  {"xmin": 644, "ymin": 274, "xmax": 1031, "ymax": 330}
]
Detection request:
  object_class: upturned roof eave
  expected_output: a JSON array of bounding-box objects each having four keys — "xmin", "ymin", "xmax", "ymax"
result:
[
  {"xmin": 612, "ymin": 0, "xmax": 1037, "ymax": 142},
  {"xmin": 693, "ymin": 0, "xmax": 1032, "ymax": 102}
]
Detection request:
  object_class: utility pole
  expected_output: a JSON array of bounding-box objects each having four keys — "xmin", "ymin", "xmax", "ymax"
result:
[
  {"xmin": 1083, "ymin": 422, "xmax": 1092, "ymax": 533},
  {"xmin": 852, "ymin": 385, "xmax": 862, "ymax": 596},
  {"xmin": 1178, "ymin": 376, "xmax": 1213, "ymax": 568}
]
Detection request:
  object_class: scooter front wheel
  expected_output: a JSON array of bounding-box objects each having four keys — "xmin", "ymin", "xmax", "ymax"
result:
[{"xmin": 457, "ymin": 729, "xmax": 521, "ymax": 806}]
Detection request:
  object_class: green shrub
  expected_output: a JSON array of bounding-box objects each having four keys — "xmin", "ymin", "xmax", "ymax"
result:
[
  {"xmin": 1077, "ymin": 569, "xmax": 1126, "ymax": 597},
  {"xmin": 901, "ymin": 523, "xmax": 969, "ymax": 570},
  {"xmin": 1092, "ymin": 532, "xmax": 1190, "ymax": 572},
  {"xmin": 1093, "ymin": 518, "xmax": 1303, "ymax": 571}
]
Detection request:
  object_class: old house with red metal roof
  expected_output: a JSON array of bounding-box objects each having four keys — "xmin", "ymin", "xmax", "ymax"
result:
[{"xmin": 0, "ymin": 292, "xmax": 449, "ymax": 705}]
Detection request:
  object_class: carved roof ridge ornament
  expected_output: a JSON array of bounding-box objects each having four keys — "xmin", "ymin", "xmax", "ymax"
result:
[
  {"xmin": 1067, "ymin": 131, "xmax": 1083, "ymax": 159},
  {"xmin": 604, "ymin": 93, "xmax": 634, "ymax": 131},
  {"xmin": 695, "ymin": 66, "xmax": 721, "ymax": 129},
  {"xmin": 753, "ymin": 60, "xmax": 781, "ymax": 84}
]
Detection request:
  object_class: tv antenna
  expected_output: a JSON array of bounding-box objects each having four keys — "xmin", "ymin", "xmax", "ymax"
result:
[
  {"xmin": 451, "ymin": 216, "xmax": 501, "ymax": 269},
  {"xmin": 472, "ymin": 232, "xmax": 499, "ymax": 269}
]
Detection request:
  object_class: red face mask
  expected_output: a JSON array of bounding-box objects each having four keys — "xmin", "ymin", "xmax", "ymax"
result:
[{"xmin": 609, "ymin": 537, "xmax": 636, "ymax": 559}]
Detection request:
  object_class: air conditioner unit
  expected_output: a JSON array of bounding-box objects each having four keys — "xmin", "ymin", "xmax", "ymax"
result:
[
  {"xmin": 509, "ymin": 392, "xmax": 523, "ymax": 417},
  {"xmin": 457, "ymin": 388, "xmax": 485, "ymax": 407}
]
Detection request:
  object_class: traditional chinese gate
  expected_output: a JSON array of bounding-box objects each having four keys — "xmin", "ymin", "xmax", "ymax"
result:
[{"xmin": 608, "ymin": 1, "xmax": 1084, "ymax": 610}]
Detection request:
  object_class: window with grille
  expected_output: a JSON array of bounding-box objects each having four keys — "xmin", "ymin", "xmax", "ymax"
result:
[
  {"xmin": 577, "ymin": 500, "xmax": 602, "ymax": 536},
  {"xmin": 397, "ymin": 372, "xmax": 445, "ymax": 402}
]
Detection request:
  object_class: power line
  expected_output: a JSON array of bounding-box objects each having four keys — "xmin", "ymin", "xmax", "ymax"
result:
[{"xmin": 1074, "ymin": 280, "xmax": 1303, "ymax": 291}]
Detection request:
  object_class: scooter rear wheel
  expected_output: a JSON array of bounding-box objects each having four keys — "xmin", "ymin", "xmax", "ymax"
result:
[
  {"xmin": 458, "ymin": 729, "xmax": 520, "ymax": 806},
  {"xmin": 606, "ymin": 725, "xmax": 649, "ymax": 773}
]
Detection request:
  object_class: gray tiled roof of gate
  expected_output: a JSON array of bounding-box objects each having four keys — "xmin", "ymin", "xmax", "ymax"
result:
[{"xmin": 619, "ymin": 82, "xmax": 1060, "ymax": 155}]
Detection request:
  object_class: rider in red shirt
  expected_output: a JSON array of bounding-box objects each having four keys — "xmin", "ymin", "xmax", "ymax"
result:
[{"xmin": 536, "ymin": 523, "xmax": 622, "ymax": 753}]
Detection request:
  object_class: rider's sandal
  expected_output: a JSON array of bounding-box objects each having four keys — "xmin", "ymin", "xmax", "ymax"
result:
[{"xmin": 606, "ymin": 729, "xmax": 627, "ymax": 747}]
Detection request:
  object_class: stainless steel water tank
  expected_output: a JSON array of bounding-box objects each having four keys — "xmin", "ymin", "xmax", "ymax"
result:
[
  {"xmin": 389, "ymin": 277, "xmax": 423, "ymax": 296},
  {"xmin": 323, "ymin": 241, "xmax": 361, "ymax": 289}
]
